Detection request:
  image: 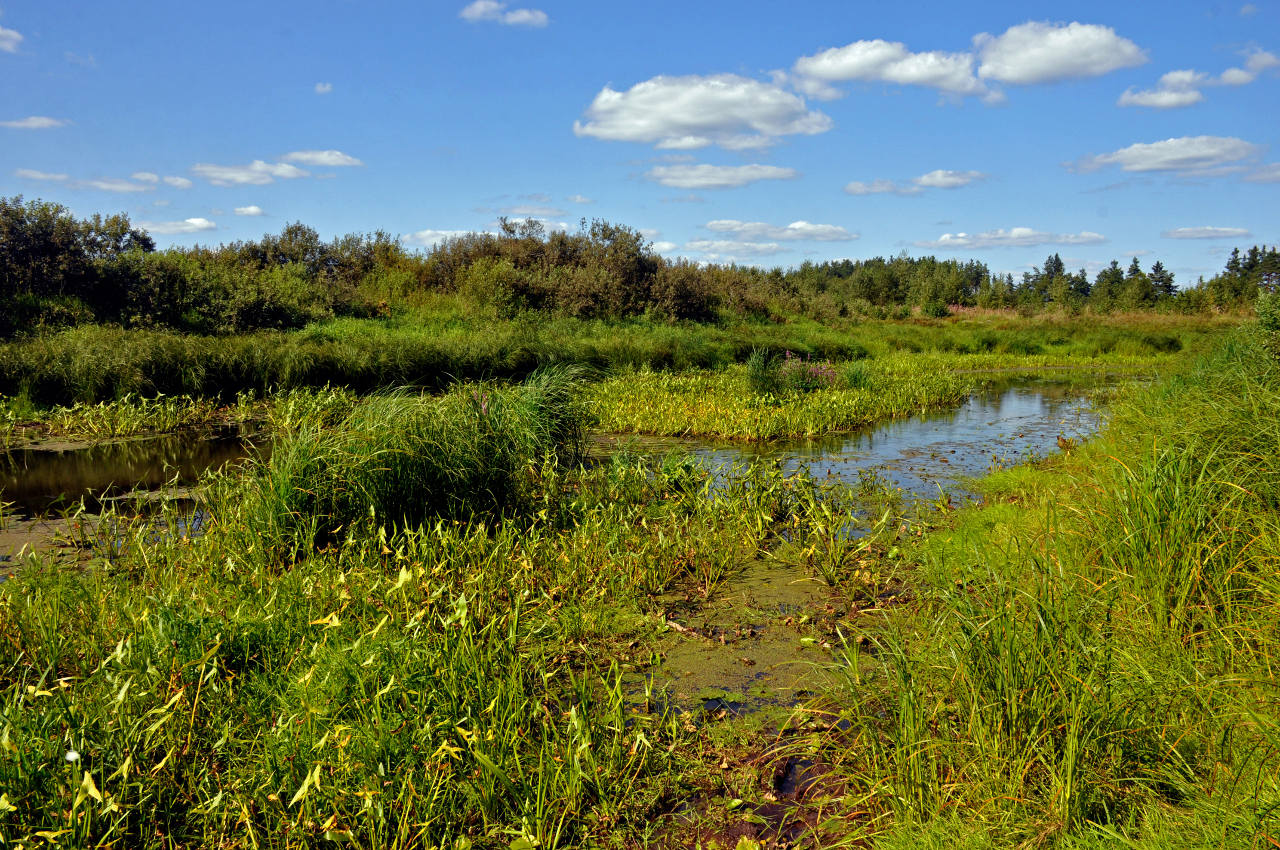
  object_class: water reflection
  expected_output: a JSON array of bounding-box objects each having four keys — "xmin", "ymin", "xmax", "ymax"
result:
[
  {"xmin": 1, "ymin": 426, "xmax": 266, "ymax": 516},
  {"xmin": 597, "ymin": 380, "xmax": 1101, "ymax": 502}
]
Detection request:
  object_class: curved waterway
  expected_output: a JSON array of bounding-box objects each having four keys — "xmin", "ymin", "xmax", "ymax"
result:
[
  {"xmin": 597, "ymin": 377, "xmax": 1102, "ymax": 503},
  {"xmin": 605, "ymin": 377, "xmax": 1108, "ymax": 717}
]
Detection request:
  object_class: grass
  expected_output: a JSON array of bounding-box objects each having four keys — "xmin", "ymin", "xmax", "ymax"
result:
[
  {"xmin": 587, "ymin": 350, "xmax": 1163, "ymax": 441},
  {"xmin": 0, "ymin": 315, "xmax": 1273, "ymax": 848},
  {"xmin": 0, "ymin": 307, "xmax": 1234, "ymax": 408},
  {"xmin": 801, "ymin": 327, "xmax": 1280, "ymax": 845}
]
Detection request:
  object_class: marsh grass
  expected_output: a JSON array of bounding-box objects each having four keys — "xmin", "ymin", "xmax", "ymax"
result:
[
  {"xmin": 0, "ymin": 310, "xmax": 1232, "ymax": 408},
  {"xmin": 811, "ymin": 328, "xmax": 1280, "ymax": 845}
]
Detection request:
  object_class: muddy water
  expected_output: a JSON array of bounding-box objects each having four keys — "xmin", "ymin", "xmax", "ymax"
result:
[
  {"xmin": 0, "ymin": 426, "xmax": 264, "ymax": 573},
  {"xmin": 1, "ymin": 425, "xmax": 264, "ymax": 517},
  {"xmin": 619, "ymin": 379, "xmax": 1106, "ymax": 716}
]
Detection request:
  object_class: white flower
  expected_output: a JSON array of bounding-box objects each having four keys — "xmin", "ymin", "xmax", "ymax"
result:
[{"xmin": 65, "ymin": 750, "xmax": 80, "ymax": 763}]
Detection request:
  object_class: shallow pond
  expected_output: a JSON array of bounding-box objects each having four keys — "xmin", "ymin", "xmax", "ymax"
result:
[
  {"xmin": 0, "ymin": 425, "xmax": 265, "ymax": 517},
  {"xmin": 606, "ymin": 377, "xmax": 1108, "ymax": 716},
  {"xmin": 597, "ymin": 377, "xmax": 1102, "ymax": 503}
]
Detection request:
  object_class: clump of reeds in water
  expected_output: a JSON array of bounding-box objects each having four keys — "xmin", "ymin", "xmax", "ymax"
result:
[{"xmin": 222, "ymin": 365, "xmax": 588, "ymax": 556}]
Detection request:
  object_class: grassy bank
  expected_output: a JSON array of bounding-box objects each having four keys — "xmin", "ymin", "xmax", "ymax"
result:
[
  {"xmin": 785, "ymin": 329, "xmax": 1280, "ymax": 845},
  {"xmin": 0, "ymin": 307, "xmax": 1234, "ymax": 408}
]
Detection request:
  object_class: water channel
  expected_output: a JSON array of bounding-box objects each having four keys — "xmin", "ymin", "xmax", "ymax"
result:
[{"xmin": 1, "ymin": 376, "xmax": 1108, "ymax": 692}]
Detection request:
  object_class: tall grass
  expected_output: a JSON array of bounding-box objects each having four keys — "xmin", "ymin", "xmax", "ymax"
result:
[
  {"xmin": 219, "ymin": 367, "xmax": 589, "ymax": 559},
  {"xmin": 816, "ymin": 327, "xmax": 1280, "ymax": 845},
  {"xmin": 0, "ymin": 310, "xmax": 1231, "ymax": 408}
]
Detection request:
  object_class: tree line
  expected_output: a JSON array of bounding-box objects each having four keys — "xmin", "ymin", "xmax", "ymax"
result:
[{"xmin": 1, "ymin": 195, "xmax": 1272, "ymax": 339}]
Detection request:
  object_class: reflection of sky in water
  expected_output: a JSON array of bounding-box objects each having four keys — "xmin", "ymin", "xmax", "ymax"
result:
[{"xmin": 618, "ymin": 383, "xmax": 1100, "ymax": 503}]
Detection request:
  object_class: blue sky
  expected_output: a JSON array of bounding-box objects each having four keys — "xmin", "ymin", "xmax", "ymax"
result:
[{"xmin": 1, "ymin": 1, "xmax": 1277, "ymax": 285}]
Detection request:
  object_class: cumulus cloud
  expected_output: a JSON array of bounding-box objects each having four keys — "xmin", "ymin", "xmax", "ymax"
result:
[
  {"xmin": 15, "ymin": 168, "xmax": 68, "ymax": 181},
  {"xmin": 459, "ymin": 1, "xmax": 548, "ymax": 27},
  {"xmin": 685, "ymin": 239, "xmax": 786, "ymax": 259},
  {"xmin": 651, "ymin": 241, "xmax": 678, "ymax": 253},
  {"xmin": 1073, "ymin": 135, "xmax": 1260, "ymax": 175},
  {"xmin": 314, "ymin": 82, "xmax": 333, "ymax": 94},
  {"xmin": 1, "ymin": 116, "xmax": 68, "ymax": 129},
  {"xmin": 234, "ymin": 205, "xmax": 265, "ymax": 216},
  {"xmin": 974, "ymin": 21, "xmax": 1146, "ymax": 84},
  {"xmin": 281, "ymin": 149, "xmax": 362, "ymax": 167},
  {"xmin": 164, "ymin": 176, "xmax": 193, "ymax": 189},
  {"xmin": 192, "ymin": 160, "xmax": 310, "ymax": 186},
  {"xmin": 566, "ymin": 194, "xmax": 593, "ymax": 204},
  {"xmin": 1119, "ymin": 51, "xmax": 1278, "ymax": 108},
  {"xmin": 1162, "ymin": 226, "xmax": 1252, "ymax": 239},
  {"xmin": 705, "ymin": 219, "xmax": 857, "ymax": 241},
  {"xmin": 574, "ymin": 74, "xmax": 831, "ymax": 150},
  {"xmin": 131, "ymin": 172, "xmax": 160, "ymax": 183},
  {"xmin": 845, "ymin": 169, "xmax": 986, "ymax": 195},
  {"xmin": 916, "ymin": 227, "xmax": 1107, "ymax": 249},
  {"xmin": 913, "ymin": 169, "xmax": 987, "ymax": 189},
  {"xmin": 402, "ymin": 229, "xmax": 476, "ymax": 247},
  {"xmin": 1241, "ymin": 3, "xmax": 1259, "ymax": 14},
  {"xmin": 0, "ymin": 26, "xmax": 22, "ymax": 53},
  {"xmin": 793, "ymin": 39, "xmax": 986, "ymax": 97},
  {"xmin": 646, "ymin": 163, "xmax": 799, "ymax": 189},
  {"xmin": 137, "ymin": 217, "xmax": 217, "ymax": 235}
]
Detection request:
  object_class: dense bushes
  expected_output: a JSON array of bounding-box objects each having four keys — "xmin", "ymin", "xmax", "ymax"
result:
[{"xmin": 5, "ymin": 196, "xmax": 1264, "ymax": 344}]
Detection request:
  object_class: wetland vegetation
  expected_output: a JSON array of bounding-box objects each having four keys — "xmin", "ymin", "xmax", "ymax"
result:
[{"xmin": 1, "ymin": 199, "xmax": 1277, "ymax": 847}]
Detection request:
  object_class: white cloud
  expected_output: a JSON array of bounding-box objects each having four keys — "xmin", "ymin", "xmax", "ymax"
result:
[
  {"xmin": 138, "ymin": 217, "xmax": 217, "ymax": 235},
  {"xmin": 314, "ymin": 82, "xmax": 333, "ymax": 94},
  {"xmin": 651, "ymin": 241, "xmax": 679, "ymax": 253},
  {"xmin": 974, "ymin": 21, "xmax": 1146, "ymax": 84},
  {"xmin": 1118, "ymin": 79, "xmax": 1204, "ymax": 108},
  {"xmin": 913, "ymin": 169, "xmax": 987, "ymax": 189},
  {"xmin": 1074, "ymin": 136, "xmax": 1260, "ymax": 175},
  {"xmin": 15, "ymin": 168, "xmax": 155, "ymax": 192},
  {"xmin": 685, "ymin": 239, "xmax": 785, "ymax": 258},
  {"xmin": 793, "ymin": 39, "xmax": 986, "ymax": 97},
  {"xmin": 846, "ymin": 169, "xmax": 985, "ymax": 195},
  {"xmin": 402, "ymin": 229, "xmax": 475, "ymax": 247},
  {"xmin": 459, "ymin": 1, "xmax": 548, "ymax": 27},
  {"xmin": 567, "ymin": 194, "xmax": 593, "ymax": 204},
  {"xmin": 845, "ymin": 178, "xmax": 913, "ymax": 196},
  {"xmin": 0, "ymin": 26, "xmax": 22, "ymax": 53},
  {"xmin": 164, "ymin": 175, "xmax": 193, "ymax": 189},
  {"xmin": 1241, "ymin": 3, "xmax": 1259, "ymax": 14},
  {"xmin": 131, "ymin": 171, "xmax": 160, "ymax": 183},
  {"xmin": 1246, "ymin": 163, "xmax": 1280, "ymax": 183},
  {"xmin": 281, "ymin": 149, "xmax": 362, "ymax": 167},
  {"xmin": 705, "ymin": 219, "xmax": 857, "ymax": 241},
  {"xmin": 646, "ymin": 163, "xmax": 799, "ymax": 189},
  {"xmin": 916, "ymin": 227, "xmax": 1107, "ymax": 249},
  {"xmin": 80, "ymin": 177, "xmax": 153, "ymax": 193},
  {"xmin": 498, "ymin": 204, "xmax": 566, "ymax": 217},
  {"xmin": 1120, "ymin": 51, "xmax": 1278, "ymax": 108},
  {"xmin": 1, "ymin": 116, "xmax": 68, "ymax": 129},
  {"xmin": 574, "ymin": 74, "xmax": 831, "ymax": 150},
  {"xmin": 192, "ymin": 160, "xmax": 310, "ymax": 186},
  {"xmin": 234, "ymin": 205, "xmax": 266, "ymax": 216},
  {"xmin": 1222, "ymin": 49, "xmax": 1280, "ymax": 84},
  {"xmin": 15, "ymin": 168, "xmax": 68, "ymax": 181},
  {"xmin": 1162, "ymin": 226, "xmax": 1252, "ymax": 239}
]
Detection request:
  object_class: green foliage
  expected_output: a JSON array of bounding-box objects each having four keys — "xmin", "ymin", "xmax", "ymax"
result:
[{"xmin": 920, "ymin": 300, "xmax": 950, "ymax": 319}]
